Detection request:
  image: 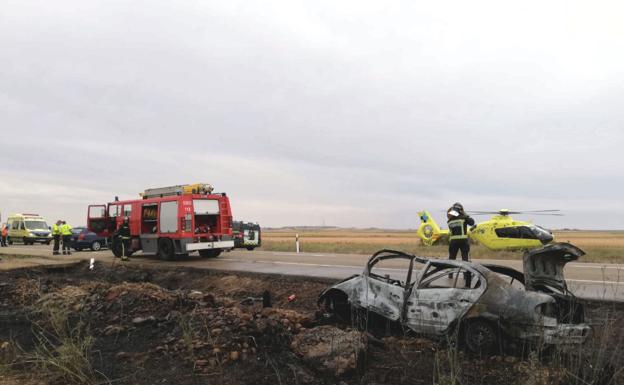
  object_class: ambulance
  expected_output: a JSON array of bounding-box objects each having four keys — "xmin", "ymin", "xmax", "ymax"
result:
[{"xmin": 6, "ymin": 213, "xmax": 53, "ymax": 245}]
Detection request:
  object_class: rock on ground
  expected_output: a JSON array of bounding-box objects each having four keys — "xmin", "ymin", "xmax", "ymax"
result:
[{"xmin": 291, "ymin": 325, "xmax": 365, "ymax": 376}]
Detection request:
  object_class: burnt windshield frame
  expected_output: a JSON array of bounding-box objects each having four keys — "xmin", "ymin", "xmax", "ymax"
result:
[
  {"xmin": 531, "ymin": 225, "xmax": 554, "ymax": 243},
  {"xmin": 367, "ymin": 255, "xmax": 413, "ymax": 286}
]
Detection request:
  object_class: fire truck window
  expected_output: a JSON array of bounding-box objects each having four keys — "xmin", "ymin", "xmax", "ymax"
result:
[
  {"xmin": 123, "ymin": 205, "xmax": 132, "ymax": 217},
  {"xmin": 109, "ymin": 205, "xmax": 120, "ymax": 217},
  {"xmin": 141, "ymin": 205, "xmax": 158, "ymax": 233},
  {"xmin": 193, "ymin": 200, "xmax": 219, "ymax": 215},
  {"xmin": 88, "ymin": 206, "xmax": 105, "ymax": 218}
]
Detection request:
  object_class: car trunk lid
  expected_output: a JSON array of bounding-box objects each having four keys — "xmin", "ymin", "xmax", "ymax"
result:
[{"xmin": 523, "ymin": 242, "xmax": 584, "ymax": 293}]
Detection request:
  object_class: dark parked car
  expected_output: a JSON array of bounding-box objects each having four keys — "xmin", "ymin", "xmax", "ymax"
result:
[
  {"xmin": 71, "ymin": 227, "xmax": 107, "ymax": 251},
  {"xmin": 232, "ymin": 221, "xmax": 261, "ymax": 250},
  {"xmin": 318, "ymin": 243, "xmax": 590, "ymax": 354}
]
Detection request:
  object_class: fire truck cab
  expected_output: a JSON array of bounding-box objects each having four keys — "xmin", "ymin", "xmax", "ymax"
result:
[{"xmin": 87, "ymin": 184, "xmax": 234, "ymax": 260}]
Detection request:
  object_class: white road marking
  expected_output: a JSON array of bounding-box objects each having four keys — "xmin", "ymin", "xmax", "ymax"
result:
[
  {"xmin": 221, "ymin": 258, "xmax": 370, "ymax": 270},
  {"xmin": 568, "ymin": 279, "xmax": 623, "ymax": 285},
  {"xmin": 568, "ymin": 264, "xmax": 624, "ymax": 270},
  {"xmin": 5, "ymin": 247, "xmax": 53, "ymax": 252}
]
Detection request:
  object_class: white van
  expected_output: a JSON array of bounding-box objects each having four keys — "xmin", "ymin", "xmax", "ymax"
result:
[{"xmin": 7, "ymin": 213, "xmax": 52, "ymax": 245}]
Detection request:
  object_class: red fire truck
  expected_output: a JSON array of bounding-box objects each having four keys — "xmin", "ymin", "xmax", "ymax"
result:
[{"xmin": 87, "ymin": 184, "xmax": 234, "ymax": 260}]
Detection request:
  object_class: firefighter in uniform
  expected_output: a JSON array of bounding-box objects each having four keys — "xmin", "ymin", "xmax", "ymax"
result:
[
  {"xmin": 115, "ymin": 217, "xmax": 131, "ymax": 261},
  {"xmin": 447, "ymin": 203, "xmax": 475, "ymax": 282},
  {"xmin": 52, "ymin": 220, "xmax": 62, "ymax": 255},
  {"xmin": 60, "ymin": 221, "xmax": 73, "ymax": 255}
]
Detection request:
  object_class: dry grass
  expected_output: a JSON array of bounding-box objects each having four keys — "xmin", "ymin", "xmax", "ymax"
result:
[
  {"xmin": 552, "ymin": 230, "xmax": 624, "ymax": 248},
  {"xmin": 261, "ymin": 229, "xmax": 624, "ymax": 263},
  {"xmin": 22, "ymin": 308, "xmax": 98, "ymax": 385}
]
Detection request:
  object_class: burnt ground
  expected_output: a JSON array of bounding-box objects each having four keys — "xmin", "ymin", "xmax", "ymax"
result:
[{"xmin": 0, "ymin": 262, "xmax": 622, "ymax": 385}]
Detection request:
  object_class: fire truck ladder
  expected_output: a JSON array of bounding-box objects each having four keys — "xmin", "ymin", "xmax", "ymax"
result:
[{"xmin": 142, "ymin": 183, "xmax": 214, "ymax": 199}]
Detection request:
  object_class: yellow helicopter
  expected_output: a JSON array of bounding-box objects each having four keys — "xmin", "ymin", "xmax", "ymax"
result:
[{"xmin": 417, "ymin": 209, "xmax": 560, "ymax": 251}]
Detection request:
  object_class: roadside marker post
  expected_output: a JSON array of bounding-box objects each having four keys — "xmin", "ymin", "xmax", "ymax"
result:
[{"xmin": 296, "ymin": 234, "xmax": 300, "ymax": 253}]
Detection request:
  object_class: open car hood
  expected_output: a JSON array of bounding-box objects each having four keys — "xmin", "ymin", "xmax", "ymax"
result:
[{"xmin": 523, "ymin": 242, "xmax": 584, "ymax": 293}]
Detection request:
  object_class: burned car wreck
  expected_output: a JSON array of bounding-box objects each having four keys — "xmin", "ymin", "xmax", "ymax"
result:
[{"xmin": 318, "ymin": 242, "xmax": 591, "ymax": 353}]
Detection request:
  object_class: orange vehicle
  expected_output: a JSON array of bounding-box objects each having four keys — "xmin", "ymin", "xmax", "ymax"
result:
[{"xmin": 87, "ymin": 184, "xmax": 233, "ymax": 260}]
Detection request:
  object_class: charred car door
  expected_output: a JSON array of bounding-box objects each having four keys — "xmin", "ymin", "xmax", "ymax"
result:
[
  {"xmin": 360, "ymin": 255, "xmax": 415, "ymax": 322},
  {"xmin": 405, "ymin": 262, "xmax": 486, "ymax": 335}
]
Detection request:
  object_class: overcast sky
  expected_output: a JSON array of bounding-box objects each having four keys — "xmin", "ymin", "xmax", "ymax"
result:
[{"xmin": 1, "ymin": 0, "xmax": 623, "ymax": 229}]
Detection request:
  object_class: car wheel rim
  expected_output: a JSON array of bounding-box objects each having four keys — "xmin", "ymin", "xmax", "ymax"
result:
[{"xmin": 468, "ymin": 323, "xmax": 495, "ymax": 351}]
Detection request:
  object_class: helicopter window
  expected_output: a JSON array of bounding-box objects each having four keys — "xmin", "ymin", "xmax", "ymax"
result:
[
  {"xmin": 495, "ymin": 227, "xmax": 519, "ymax": 238},
  {"xmin": 495, "ymin": 226, "xmax": 539, "ymax": 239},
  {"xmin": 519, "ymin": 226, "xmax": 538, "ymax": 239}
]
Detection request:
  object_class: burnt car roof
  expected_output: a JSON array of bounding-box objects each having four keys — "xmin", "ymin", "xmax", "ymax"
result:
[{"xmin": 366, "ymin": 249, "xmax": 494, "ymax": 276}]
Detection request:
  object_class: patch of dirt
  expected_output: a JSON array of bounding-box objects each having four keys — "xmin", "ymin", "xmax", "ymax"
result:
[{"xmin": 0, "ymin": 262, "xmax": 622, "ymax": 385}]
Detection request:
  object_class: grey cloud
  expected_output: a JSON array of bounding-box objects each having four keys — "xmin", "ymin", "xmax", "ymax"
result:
[{"xmin": 1, "ymin": 0, "xmax": 623, "ymax": 229}]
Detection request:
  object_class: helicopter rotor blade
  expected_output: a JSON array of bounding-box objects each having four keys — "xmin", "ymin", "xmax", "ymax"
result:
[
  {"xmin": 516, "ymin": 209, "xmax": 561, "ymax": 213},
  {"xmin": 467, "ymin": 209, "xmax": 561, "ymax": 214}
]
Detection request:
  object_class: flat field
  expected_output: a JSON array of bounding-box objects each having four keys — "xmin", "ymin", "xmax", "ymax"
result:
[{"xmin": 260, "ymin": 229, "xmax": 624, "ymax": 263}]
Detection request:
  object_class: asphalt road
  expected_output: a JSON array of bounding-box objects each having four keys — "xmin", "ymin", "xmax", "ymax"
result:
[{"xmin": 1, "ymin": 244, "xmax": 623, "ymax": 301}]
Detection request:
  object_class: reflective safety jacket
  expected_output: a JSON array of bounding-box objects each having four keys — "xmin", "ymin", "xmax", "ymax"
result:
[
  {"xmin": 60, "ymin": 224, "xmax": 73, "ymax": 236},
  {"xmin": 52, "ymin": 224, "xmax": 61, "ymax": 236},
  {"xmin": 1, "ymin": 227, "xmax": 7, "ymax": 237},
  {"xmin": 447, "ymin": 216, "xmax": 475, "ymax": 241},
  {"xmin": 117, "ymin": 223, "xmax": 131, "ymax": 239}
]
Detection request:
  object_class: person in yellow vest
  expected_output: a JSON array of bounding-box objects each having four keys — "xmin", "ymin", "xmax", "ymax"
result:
[
  {"xmin": 60, "ymin": 221, "xmax": 73, "ymax": 255},
  {"xmin": 52, "ymin": 220, "xmax": 62, "ymax": 255}
]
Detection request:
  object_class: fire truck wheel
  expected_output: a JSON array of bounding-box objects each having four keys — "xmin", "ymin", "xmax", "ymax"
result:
[
  {"xmin": 111, "ymin": 239, "xmax": 123, "ymax": 258},
  {"xmin": 158, "ymin": 238, "xmax": 175, "ymax": 260},
  {"xmin": 199, "ymin": 249, "xmax": 221, "ymax": 258}
]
